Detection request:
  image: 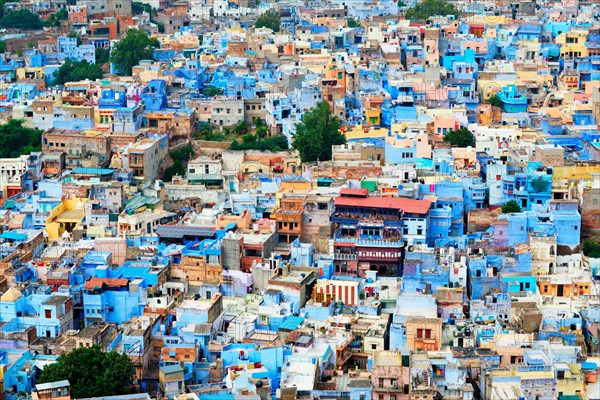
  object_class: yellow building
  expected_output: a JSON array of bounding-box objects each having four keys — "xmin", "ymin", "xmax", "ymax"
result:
[
  {"xmin": 45, "ymin": 197, "xmax": 87, "ymax": 240},
  {"xmin": 343, "ymin": 124, "xmax": 388, "ymax": 141},
  {"xmin": 557, "ymin": 30, "xmax": 589, "ymax": 59},
  {"xmin": 17, "ymin": 67, "xmax": 45, "ymax": 80}
]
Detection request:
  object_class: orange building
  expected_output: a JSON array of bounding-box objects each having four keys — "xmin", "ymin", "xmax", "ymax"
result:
[
  {"xmin": 274, "ymin": 194, "xmax": 305, "ymax": 243},
  {"xmin": 405, "ymin": 317, "xmax": 443, "ymax": 351},
  {"xmin": 538, "ymin": 276, "xmax": 592, "ymax": 297}
]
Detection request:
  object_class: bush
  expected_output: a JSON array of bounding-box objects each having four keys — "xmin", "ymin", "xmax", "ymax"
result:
[
  {"xmin": 347, "ymin": 18, "xmax": 361, "ymax": 28},
  {"xmin": 229, "ymin": 135, "xmax": 288, "ymax": 152},
  {"xmin": 488, "ymin": 94, "xmax": 502, "ymax": 108},
  {"xmin": 583, "ymin": 240, "xmax": 600, "ymax": 258},
  {"xmin": 204, "ymin": 86, "xmax": 224, "ymax": 97},
  {"xmin": 501, "ymin": 200, "xmax": 522, "ymax": 213}
]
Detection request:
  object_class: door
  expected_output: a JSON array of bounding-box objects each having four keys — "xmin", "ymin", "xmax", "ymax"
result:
[{"xmin": 557, "ymin": 285, "xmax": 564, "ymax": 297}]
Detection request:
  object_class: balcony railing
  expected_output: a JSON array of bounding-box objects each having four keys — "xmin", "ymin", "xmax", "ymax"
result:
[
  {"xmin": 333, "ymin": 253, "xmax": 358, "ymax": 261},
  {"xmin": 334, "ymin": 237, "xmax": 403, "ymax": 247}
]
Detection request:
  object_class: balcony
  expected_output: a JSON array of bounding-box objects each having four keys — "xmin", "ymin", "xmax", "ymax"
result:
[
  {"xmin": 333, "ymin": 253, "xmax": 358, "ymax": 261},
  {"xmin": 334, "ymin": 236, "xmax": 403, "ymax": 248}
]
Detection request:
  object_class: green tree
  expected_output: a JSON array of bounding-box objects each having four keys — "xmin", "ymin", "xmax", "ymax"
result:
[
  {"xmin": 110, "ymin": 29, "xmax": 159, "ymax": 76},
  {"xmin": 68, "ymin": 30, "xmax": 83, "ymax": 46},
  {"xmin": 132, "ymin": 1, "xmax": 153, "ymax": 15},
  {"xmin": 95, "ymin": 48, "xmax": 110, "ymax": 64},
  {"xmin": 0, "ymin": 9, "xmax": 43, "ymax": 29},
  {"xmin": 44, "ymin": 9, "xmax": 68, "ymax": 27},
  {"xmin": 488, "ymin": 94, "xmax": 502, "ymax": 108},
  {"xmin": 292, "ymin": 102, "xmax": 345, "ymax": 163},
  {"xmin": 443, "ymin": 127, "xmax": 475, "ymax": 148},
  {"xmin": 204, "ymin": 86, "xmax": 224, "ymax": 97},
  {"xmin": 162, "ymin": 144, "xmax": 195, "ymax": 181},
  {"xmin": 501, "ymin": 200, "xmax": 522, "ymax": 213},
  {"xmin": 404, "ymin": 0, "xmax": 458, "ymax": 20},
  {"xmin": 0, "ymin": 120, "xmax": 42, "ymax": 158},
  {"xmin": 255, "ymin": 9, "xmax": 280, "ymax": 32},
  {"xmin": 170, "ymin": 143, "xmax": 195, "ymax": 161},
  {"xmin": 0, "ymin": 41, "xmax": 6, "ymax": 53},
  {"xmin": 583, "ymin": 240, "xmax": 600, "ymax": 259},
  {"xmin": 39, "ymin": 346, "xmax": 135, "ymax": 399},
  {"xmin": 229, "ymin": 135, "xmax": 288, "ymax": 152},
  {"xmin": 233, "ymin": 121, "xmax": 249, "ymax": 136},
  {"xmin": 53, "ymin": 59, "xmax": 103, "ymax": 85},
  {"xmin": 347, "ymin": 18, "xmax": 361, "ymax": 28}
]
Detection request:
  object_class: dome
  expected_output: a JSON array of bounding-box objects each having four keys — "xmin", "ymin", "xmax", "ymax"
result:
[{"xmin": 1, "ymin": 287, "xmax": 23, "ymax": 302}]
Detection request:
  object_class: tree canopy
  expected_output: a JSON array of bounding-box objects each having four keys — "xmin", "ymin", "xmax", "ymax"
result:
[
  {"xmin": 44, "ymin": 9, "xmax": 68, "ymax": 27},
  {"xmin": 347, "ymin": 18, "xmax": 362, "ymax": 28},
  {"xmin": 110, "ymin": 29, "xmax": 160, "ymax": 76},
  {"xmin": 39, "ymin": 346, "xmax": 135, "ymax": 399},
  {"xmin": 487, "ymin": 94, "xmax": 503, "ymax": 108},
  {"xmin": 132, "ymin": 1, "xmax": 153, "ymax": 15},
  {"xmin": 501, "ymin": 200, "xmax": 522, "ymax": 213},
  {"xmin": 255, "ymin": 10, "xmax": 281, "ymax": 32},
  {"xmin": 204, "ymin": 86, "xmax": 224, "ymax": 97},
  {"xmin": 292, "ymin": 102, "xmax": 345, "ymax": 163},
  {"xmin": 443, "ymin": 127, "xmax": 475, "ymax": 148},
  {"xmin": 583, "ymin": 240, "xmax": 600, "ymax": 259},
  {"xmin": 229, "ymin": 134, "xmax": 288, "ymax": 152},
  {"xmin": 68, "ymin": 30, "xmax": 83, "ymax": 46},
  {"xmin": 404, "ymin": 0, "xmax": 458, "ymax": 20},
  {"xmin": 54, "ymin": 59, "xmax": 103, "ymax": 85},
  {"xmin": 0, "ymin": 120, "xmax": 42, "ymax": 158},
  {"xmin": 163, "ymin": 144, "xmax": 195, "ymax": 182},
  {"xmin": 0, "ymin": 9, "xmax": 43, "ymax": 29}
]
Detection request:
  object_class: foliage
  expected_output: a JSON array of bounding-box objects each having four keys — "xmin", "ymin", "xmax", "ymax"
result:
[
  {"xmin": 501, "ymin": 200, "xmax": 522, "ymax": 213},
  {"xmin": 0, "ymin": 120, "xmax": 42, "ymax": 158},
  {"xmin": 110, "ymin": 29, "xmax": 159, "ymax": 76},
  {"xmin": 170, "ymin": 143, "xmax": 195, "ymax": 162},
  {"xmin": 229, "ymin": 134, "xmax": 288, "ymax": 152},
  {"xmin": 347, "ymin": 18, "xmax": 361, "ymax": 28},
  {"xmin": 95, "ymin": 48, "xmax": 110, "ymax": 64},
  {"xmin": 443, "ymin": 127, "xmax": 475, "ymax": 148},
  {"xmin": 156, "ymin": 22, "xmax": 165, "ymax": 33},
  {"xmin": 204, "ymin": 86, "xmax": 224, "ymax": 97},
  {"xmin": 292, "ymin": 102, "xmax": 345, "ymax": 163},
  {"xmin": 44, "ymin": 9, "xmax": 68, "ymax": 27},
  {"xmin": 404, "ymin": 0, "xmax": 457, "ymax": 20},
  {"xmin": 398, "ymin": 0, "xmax": 407, "ymax": 6},
  {"xmin": 233, "ymin": 121, "xmax": 249, "ymax": 136},
  {"xmin": 0, "ymin": 9, "xmax": 43, "ymax": 29},
  {"xmin": 163, "ymin": 144, "xmax": 195, "ymax": 181},
  {"xmin": 487, "ymin": 94, "xmax": 502, "ymax": 108},
  {"xmin": 0, "ymin": 41, "xmax": 6, "ymax": 53},
  {"xmin": 255, "ymin": 118, "xmax": 269, "ymax": 139},
  {"xmin": 54, "ymin": 59, "xmax": 103, "ymax": 85},
  {"xmin": 255, "ymin": 10, "xmax": 280, "ymax": 32},
  {"xmin": 39, "ymin": 346, "xmax": 135, "ymax": 399},
  {"xmin": 68, "ymin": 30, "xmax": 83, "ymax": 46},
  {"xmin": 583, "ymin": 240, "xmax": 600, "ymax": 259},
  {"xmin": 132, "ymin": 1, "xmax": 153, "ymax": 15}
]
